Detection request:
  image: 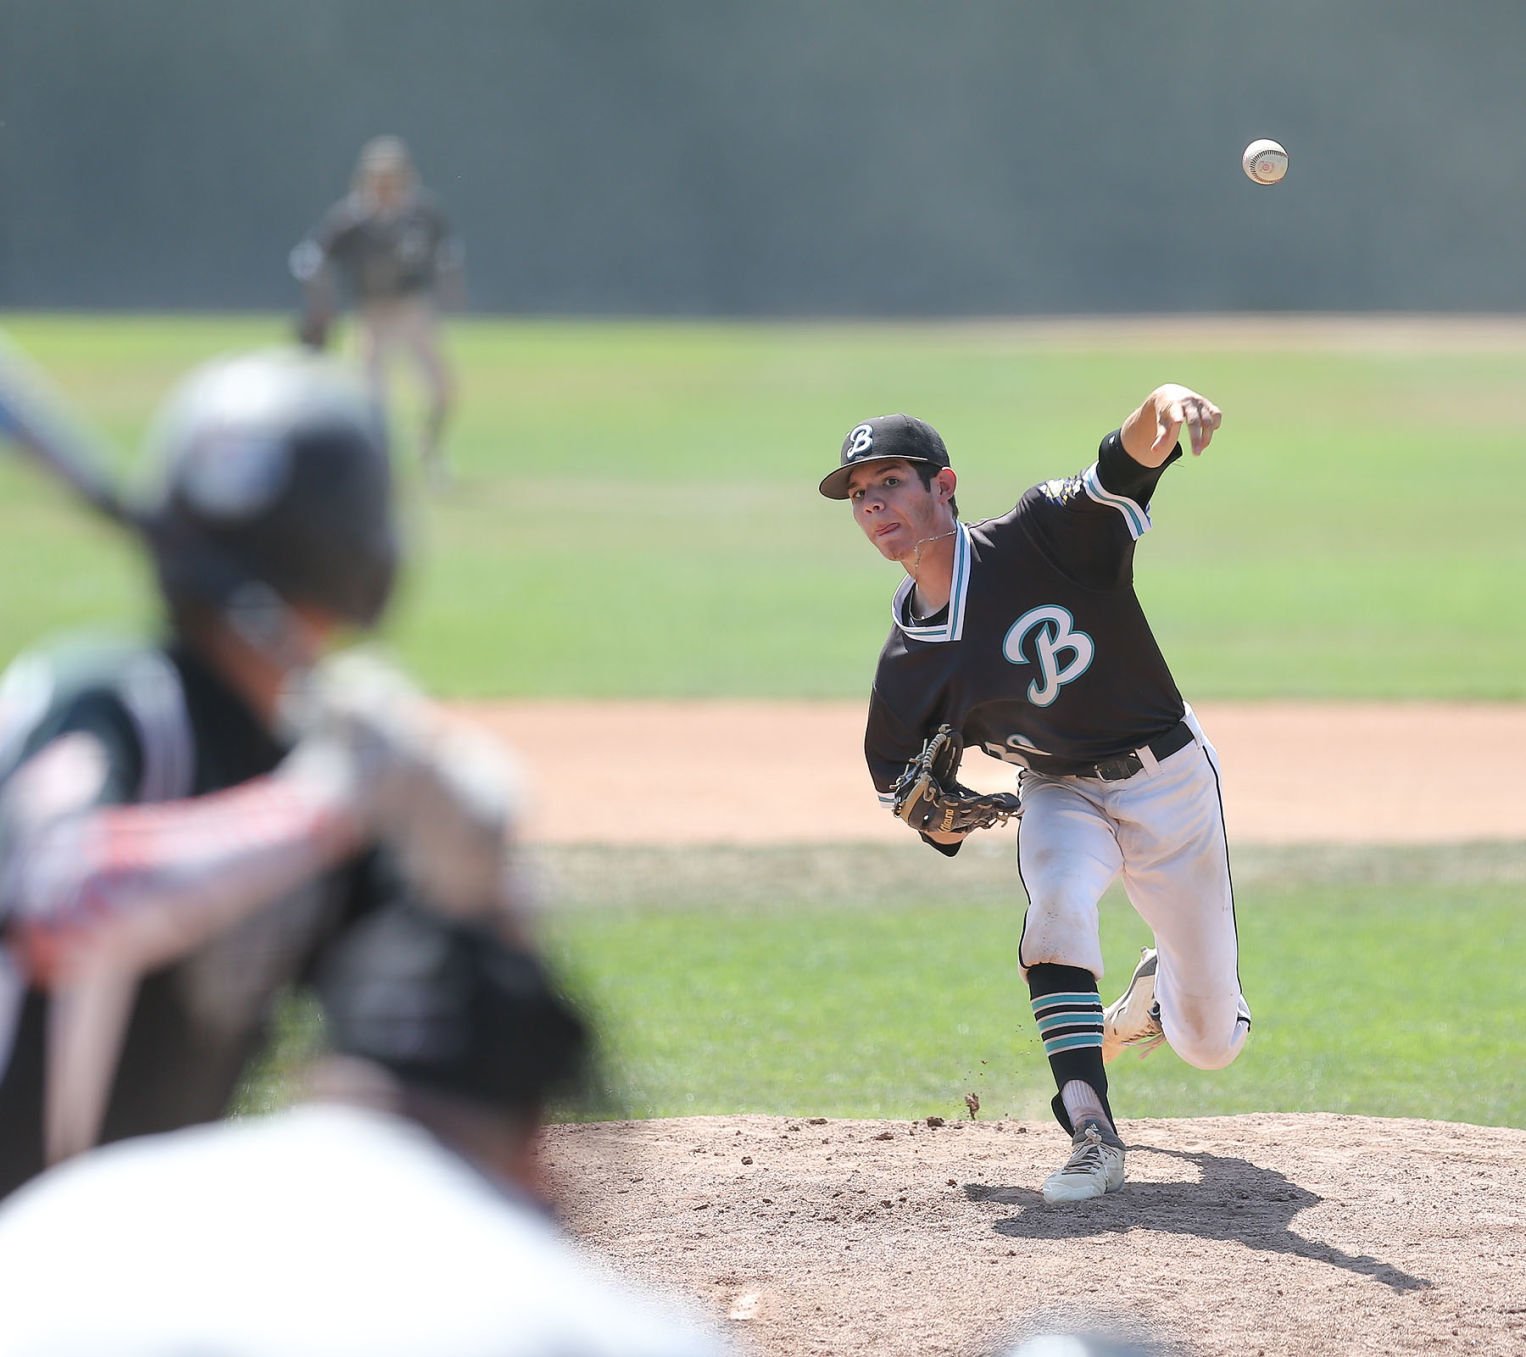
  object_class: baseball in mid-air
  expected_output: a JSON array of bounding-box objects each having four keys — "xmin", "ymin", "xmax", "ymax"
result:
[{"xmin": 1242, "ymin": 138, "xmax": 1288, "ymax": 185}]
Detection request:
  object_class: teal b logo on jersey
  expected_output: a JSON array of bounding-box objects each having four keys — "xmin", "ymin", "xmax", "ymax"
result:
[{"xmin": 1002, "ymin": 605, "xmax": 1095, "ymax": 707}]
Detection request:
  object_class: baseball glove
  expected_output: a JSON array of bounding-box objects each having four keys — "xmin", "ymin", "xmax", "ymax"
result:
[{"xmin": 891, "ymin": 725, "xmax": 1023, "ymax": 839}]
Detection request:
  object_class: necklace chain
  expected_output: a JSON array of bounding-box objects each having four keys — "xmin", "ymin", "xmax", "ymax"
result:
[{"xmin": 909, "ymin": 527, "xmax": 957, "ymax": 620}]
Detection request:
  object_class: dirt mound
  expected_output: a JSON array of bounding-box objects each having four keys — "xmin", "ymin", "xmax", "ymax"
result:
[
  {"xmin": 545, "ymin": 1113, "xmax": 1526, "ymax": 1356},
  {"xmin": 495, "ymin": 701, "xmax": 1526, "ymax": 1354}
]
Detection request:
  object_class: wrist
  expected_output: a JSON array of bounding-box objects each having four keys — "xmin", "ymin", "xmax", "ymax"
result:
[{"xmin": 273, "ymin": 748, "xmax": 370, "ymax": 851}]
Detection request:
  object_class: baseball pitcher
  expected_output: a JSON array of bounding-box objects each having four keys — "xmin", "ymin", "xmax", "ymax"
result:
[{"xmin": 820, "ymin": 388, "xmax": 1252, "ymax": 1204}]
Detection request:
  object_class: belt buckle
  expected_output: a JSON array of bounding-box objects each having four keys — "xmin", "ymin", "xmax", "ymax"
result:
[{"xmin": 1093, "ymin": 753, "xmax": 1143, "ymax": 782}]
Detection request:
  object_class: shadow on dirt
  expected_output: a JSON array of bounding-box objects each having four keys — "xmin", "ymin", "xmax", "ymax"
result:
[{"xmin": 968, "ymin": 1144, "xmax": 1429, "ymax": 1293}]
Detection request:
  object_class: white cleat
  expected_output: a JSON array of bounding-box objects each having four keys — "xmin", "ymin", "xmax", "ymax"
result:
[
  {"xmin": 1041, "ymin": 1119, "xmax": 1126, "ymax": 1204},
  {"xmin": 1102, "ymin": 947, "xmax": 1164, "ymax": 1064}
]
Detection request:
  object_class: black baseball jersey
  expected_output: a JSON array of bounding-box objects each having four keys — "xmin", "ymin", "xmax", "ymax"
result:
[
  {"xmin": 865, "ymin": 429, "xmax": 1188, "ymax": 820},
  {"xmin": 0, "ymin": 637, "xmax": 386, "ymax": 1199},
  {"xmin": 295, "ymin": 191, "xmax": 457, "ymax": 304}
]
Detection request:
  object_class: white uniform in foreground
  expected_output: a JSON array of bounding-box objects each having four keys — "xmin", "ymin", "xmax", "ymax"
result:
[{"xmin": 0, "ymin": 1101, "xmax": 727, "ymax": 1357}]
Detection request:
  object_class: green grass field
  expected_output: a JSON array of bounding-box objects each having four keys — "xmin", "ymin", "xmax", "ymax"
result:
[
  {"xmin": 241, "ymin": 841, "xmax": 1526, "ymax": 1130},
  {"xmin": 5, "ymin": 315, "xmax": 1522, "ymax": 1131},
  {"xmin": 2, "ymin": 313, "xmax": 1523, "ymax": 699},
  {"xmin": 533, "ymin": 842, "xmax": 1526, "ymax": 1129}
]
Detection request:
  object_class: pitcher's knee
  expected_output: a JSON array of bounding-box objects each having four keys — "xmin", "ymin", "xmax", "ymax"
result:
[{"xmin": 1165, "ymin": 1003, "xmax": 1249, "ymax": 1070}]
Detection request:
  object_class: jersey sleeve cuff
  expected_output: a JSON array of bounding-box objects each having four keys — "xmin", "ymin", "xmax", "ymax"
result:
[{"xmin": 1086, "ymin": 430, "xmax": 1182, "ymax": 537}]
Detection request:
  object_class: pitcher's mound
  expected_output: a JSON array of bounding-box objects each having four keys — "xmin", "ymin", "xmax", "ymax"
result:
[{"xmin": 545, "ymin": 1112, "xmax": 1526, "ymax": 1356}]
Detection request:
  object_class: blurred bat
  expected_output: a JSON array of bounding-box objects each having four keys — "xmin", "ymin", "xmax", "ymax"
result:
[{"xmin": 0, "ymin": 331, "xmax": 142, "ymax": 532}]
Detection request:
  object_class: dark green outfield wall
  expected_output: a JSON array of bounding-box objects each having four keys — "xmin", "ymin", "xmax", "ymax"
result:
[{"xmin": 3, "ymin": 1, "xmax": 1523, "ymax": 315}]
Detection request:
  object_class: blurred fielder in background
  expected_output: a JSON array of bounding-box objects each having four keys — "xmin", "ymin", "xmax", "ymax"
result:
[
  {"xmin": 0, "ymin": 348, "xmax": 521, "ymax": 1199},
  {"xmin": 291, "ymin": 136, "xmax": 464, "ymax": 487},
  {"xmin": 0, "ymin": 899, "xmax": 729, "ymax": 1356}
]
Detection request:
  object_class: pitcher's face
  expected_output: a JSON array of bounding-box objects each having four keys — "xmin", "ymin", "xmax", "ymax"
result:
[{"xmin": 847, "ymin": 460, "xmax": 955, "ymax": 563}]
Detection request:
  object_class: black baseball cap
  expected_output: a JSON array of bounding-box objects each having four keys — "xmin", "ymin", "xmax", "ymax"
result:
[
  {"xmin": 818, "ymin": 413, "xmax": 950, "ymax": 500},
  {"xmin": 316, "ymin": 900, "xmax": 589, "ymax": 1113}
]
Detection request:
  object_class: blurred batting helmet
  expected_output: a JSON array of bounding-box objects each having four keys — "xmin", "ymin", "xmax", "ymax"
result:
[{"xmin": 139, "ymin": 349, "xmax": 400, "ymax": 629}]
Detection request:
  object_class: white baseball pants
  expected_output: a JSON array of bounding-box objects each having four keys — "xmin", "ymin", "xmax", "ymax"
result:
[{"xmin": 1015, "ymin": 711, "xmax": 1251, "ymax": 1071}]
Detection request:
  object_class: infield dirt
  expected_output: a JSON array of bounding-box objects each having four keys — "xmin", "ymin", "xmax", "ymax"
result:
[
  {"xmin": 544, "ymin": 1112, "xmax": 1525, "ymax": 1357},
  {"xmin": 467, "ymin": 698, "xmax": 1526, "ymax": 1356},
  {"xmin": 465, "ymin": 699, "xmax": 1526, "ymax": 847}
]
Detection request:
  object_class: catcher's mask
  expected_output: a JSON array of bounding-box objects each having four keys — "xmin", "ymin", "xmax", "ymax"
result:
[{"xmin": 138, "ymin": 349, "xmax": 400, "ymax": 631}]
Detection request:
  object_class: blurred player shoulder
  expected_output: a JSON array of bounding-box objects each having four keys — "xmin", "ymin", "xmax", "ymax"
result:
[{"xmin": 0, "ymin": 634, "xmax": 193, "ymax": 801}]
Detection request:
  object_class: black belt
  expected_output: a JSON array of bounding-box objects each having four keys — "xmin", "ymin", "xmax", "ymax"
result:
[{"xmin": 1072, "ymin": 720, "xmax": 1195, "ymax": 782}]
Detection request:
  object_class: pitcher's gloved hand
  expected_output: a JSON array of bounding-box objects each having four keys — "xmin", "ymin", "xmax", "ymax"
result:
[{"xmin": 892, "ymin": 724, "xmax": 1023, "ymax": 841}]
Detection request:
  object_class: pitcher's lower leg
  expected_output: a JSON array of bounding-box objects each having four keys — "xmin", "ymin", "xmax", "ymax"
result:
[
  {"xmin": 1030, "ymin": 963, "xmax": 1128, "ymax": 1204},
  {"xmin": 1028, "ymin": 962, "xmax": 1115, "ymax": 1134}
]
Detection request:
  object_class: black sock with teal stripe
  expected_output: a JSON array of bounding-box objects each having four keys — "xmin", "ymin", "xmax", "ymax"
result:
[{"xmin": 1028, "ymin": 963, "xmax": 1113, "ymax": 1134}]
